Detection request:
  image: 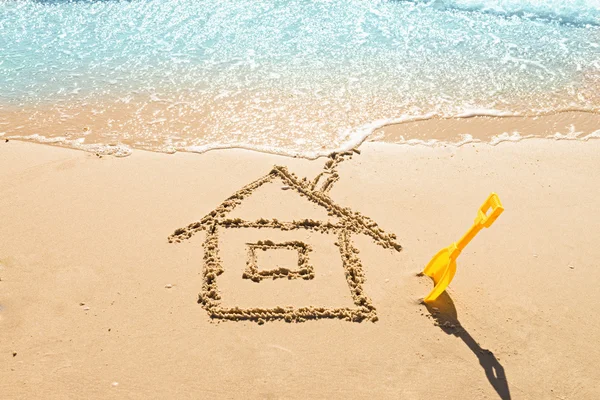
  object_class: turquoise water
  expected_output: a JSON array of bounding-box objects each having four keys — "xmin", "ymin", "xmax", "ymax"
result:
[{"xmin": 1, "ymin": 0, "xmax": 599, "ymax": 156}]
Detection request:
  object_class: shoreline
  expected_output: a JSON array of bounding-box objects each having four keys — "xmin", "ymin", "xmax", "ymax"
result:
[
  {"xmin": 1, "ymin": 138, "xmax": 599, "ymax": 398},
  {"xmin": 373, "ymin": 109, "xmax": 600, "ymax": 147},
  {"xmin": 3, "ymin": 109, "xmax": 600, "ymax": 159}
]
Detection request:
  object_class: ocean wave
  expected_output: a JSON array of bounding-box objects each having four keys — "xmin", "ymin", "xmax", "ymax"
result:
[
  {"xmin": 2, "ymin": 0, "xmax": 599, "ymax": 156},
  {"xmin": 408, "ymin": 0, "xmax": 600, "ymax": 25}
]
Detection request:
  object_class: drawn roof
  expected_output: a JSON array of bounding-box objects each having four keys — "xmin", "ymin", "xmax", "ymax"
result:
[{"xmin": 169, "ymin": 165, "xmax": 402, "ymax": 252}]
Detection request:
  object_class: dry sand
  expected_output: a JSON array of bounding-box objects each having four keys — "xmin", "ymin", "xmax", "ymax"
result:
[{"xmin": 1, "ymin": 138, "xmax": 600, "ymax": 399}]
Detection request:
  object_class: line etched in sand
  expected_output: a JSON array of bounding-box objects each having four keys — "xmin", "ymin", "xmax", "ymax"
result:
[
  {"xmin": 243, "ymin": 241, "xmax": 314, "ymax": 283},
  {"xmin": 169, "ymin": 151, "xmax": 402, "ymax": 324}
]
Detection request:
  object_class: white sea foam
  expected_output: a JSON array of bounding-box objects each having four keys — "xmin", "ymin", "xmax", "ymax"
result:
[
  {"xmin": 489, "ymin": 131, "xmax": 532, "ymax": 146},
  {"xmin": 415, "ymin": 0, "xmax": 600, "ymax": 25},
  {"xmin": 548, "ymin": 126, "xmax": 600, "ymax": 141},
  {"xmin": 584, "ymin": 130, "xmax": 600, "ymax": 140},
  {"xmin": 547, "ymin": 124, "xmax": 585, "ymax": 140},
  {"xmin": 455, "ymin": 109, "xmax": 521, "ymax": 118},
  {"xmin": 8, "ymin": 134, "xmax": 132, "ymax": 157},
  {"xmin": 350, "ymin": 110, "xmax": 598, "ymax": 149},
  {"xmin": 6, "ymin": 108, "xmax": 600, "ymax": 157}
]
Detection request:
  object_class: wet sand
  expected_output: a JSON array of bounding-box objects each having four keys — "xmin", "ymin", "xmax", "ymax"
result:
[
  {"xmin": 373, "ymin": 110, "xmax": 600, "ymax": 145},
  {"xmin": 3, "ymin": 94, "xmax": 600, "ymax": 157}
]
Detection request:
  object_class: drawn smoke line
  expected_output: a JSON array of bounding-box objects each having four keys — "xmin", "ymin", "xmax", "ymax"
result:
[{"xmin": 169, "ymin": 150, "xmax": 402, "ymax": 324}]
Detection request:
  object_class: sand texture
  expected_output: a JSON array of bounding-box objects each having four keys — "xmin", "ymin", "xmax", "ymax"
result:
[
  {"xmin": 1, "ymin": 139, "xmax": 600, "ymax": 399},
  {"xmin": 374, "ymin": 111, "xmax": 600, "ymax": 145}
]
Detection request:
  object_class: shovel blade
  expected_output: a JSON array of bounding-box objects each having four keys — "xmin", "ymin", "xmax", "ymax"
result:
[{"xmin": 423, "ymin": 248, "xmax": 457, "ymax": 303}]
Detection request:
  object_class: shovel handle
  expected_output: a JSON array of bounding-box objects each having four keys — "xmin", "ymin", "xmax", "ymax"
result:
[{"xmin": 475, "ymin": 193, "xmax": 504, "ymax": 228}]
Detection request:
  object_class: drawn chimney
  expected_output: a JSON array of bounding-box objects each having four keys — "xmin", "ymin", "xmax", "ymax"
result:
[{"xmin": 309, "ymin": 150, "xmax": 356, "ymax": 194}]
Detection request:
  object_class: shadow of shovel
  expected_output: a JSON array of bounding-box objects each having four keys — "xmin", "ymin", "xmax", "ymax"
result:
[{"xmin": 423, "ymin": 291, "xmax": 512, "ymax": 400}]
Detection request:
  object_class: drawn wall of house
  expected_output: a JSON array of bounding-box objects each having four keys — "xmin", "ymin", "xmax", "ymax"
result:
[
  {"xmin": 217, "ymin": 228, "xmax": 356, "ymax": 310},
  {"xmin": 349, "ymin": 234, "xmax": 405, "ymax": 306}
]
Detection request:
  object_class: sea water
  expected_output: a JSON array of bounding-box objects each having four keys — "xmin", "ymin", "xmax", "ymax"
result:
[{"xmin": 1, "ymin": 0, "xmax": 599, "ymax": 157}]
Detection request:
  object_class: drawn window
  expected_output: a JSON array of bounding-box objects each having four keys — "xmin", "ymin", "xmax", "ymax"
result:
[{"xmin": 243, "ymin": 241, "xmax": 314, "ymax": 282}]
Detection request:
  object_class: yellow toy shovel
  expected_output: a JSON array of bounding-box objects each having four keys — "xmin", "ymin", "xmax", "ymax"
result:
[{"xmin": 422, "ymin": 193, "xmax": 504, "ymax": 303}]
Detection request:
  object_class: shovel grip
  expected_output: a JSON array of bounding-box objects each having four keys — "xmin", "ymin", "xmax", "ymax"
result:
[{"xmin": 476, "ymin": 193, "xmax": 504, "ymax": 228}]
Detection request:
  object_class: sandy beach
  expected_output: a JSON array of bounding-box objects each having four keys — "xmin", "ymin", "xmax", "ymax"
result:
[
  {"xmin": 1, "ymin": 138, "xmax": 599, "ymax": 399},
  {"xmin": 2, "ymin": 1, "xmax": 599, "ymax": 398}
]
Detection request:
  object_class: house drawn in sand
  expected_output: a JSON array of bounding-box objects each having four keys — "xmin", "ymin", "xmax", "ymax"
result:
[{"xmin": 169, "ymin": 152, "xmax": 402, "ymax": 323}]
